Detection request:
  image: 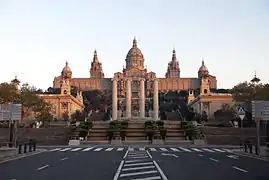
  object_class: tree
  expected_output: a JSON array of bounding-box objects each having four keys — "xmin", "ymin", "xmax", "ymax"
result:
[
  {"xmin": 71, "ymin": 110, "xmax": 85, "ymax": 121},
  {"xmin": 0, "ymin": 82, "xmax": 53, "ymax": 124},
  {"xmin": 214, "ymin": 103, "xmax": 236, "ymax": 121},
  {"xmin": 0, "ymin": 83, "xmax": 20, "ymax": 103}
]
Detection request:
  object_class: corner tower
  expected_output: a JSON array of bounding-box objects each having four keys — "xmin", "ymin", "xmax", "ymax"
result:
[
  {"xmin": 165, "ymin": 49, "xmax": 180, "ymax": 78},
  {"xmin": 90, "ymin": 50, "xmax": 104, "ymax": 78}
]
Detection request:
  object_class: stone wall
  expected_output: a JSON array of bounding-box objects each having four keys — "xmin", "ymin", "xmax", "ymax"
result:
[
  {"xmin": 200, "ymin": 127, "xmax": 267, "ymax": 145},
  {"xmin": 0, "ymin": 128, "xmax": 69, "ymax": 145}
]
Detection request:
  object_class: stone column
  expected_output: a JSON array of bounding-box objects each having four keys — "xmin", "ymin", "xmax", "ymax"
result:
[
  {"xmin": 153, "ymin": 79, "xmax": 159, "ymax": 120},
  {"xmin": 139, "ymin": 79, "xmax": 145, "ymax": 118},
  {"xmin": 112, "ymin": 79, "xmax": 118, "ymax": 120},
  {"xmin": 126, "ymin": 79, "xmax": 132, "ymax": 119}
]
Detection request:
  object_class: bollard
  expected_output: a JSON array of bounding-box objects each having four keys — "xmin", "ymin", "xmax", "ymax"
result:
[
  {"xmin": 24, "ymin": 143, "xmax": 27, "ymax": 153},
  {"xmin": 33, "ymin": 141, "xmax": 36, "ymax": 151},
  {"xmin": 255, "ymin": 145, "xmax": 258, "ymax": 155},
  {"xmin": 28, "ymin": 142, "xmax": 32, "ymax": 152},
  {"xmin": 244, "ymin": 143, "xmax": 248, "ymax": 153},
  {"xmin": 249, "ymin": 144, "xmax": 253, "ymax": 154},
  {"xmin": 18, "ymin": 144, "xmax": 22, "ymax": 154}
]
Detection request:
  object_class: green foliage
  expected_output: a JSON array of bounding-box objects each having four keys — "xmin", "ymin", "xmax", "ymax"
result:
[
  {"xmin": 184, "ymin": 122, "xmax": 200, "ymax": 140},
  {"xmin": 78, "ymin": 120, "xmax": 93, "ymax": 138},
  {"xmin": 71, "ymin": 110, "xmax": 85, "ymax": 121},
  {"xmin": 159, "ymin": 127, "xmax": 167, "ymax": 140},
  {"xmin": 120, "ymin": 121, "xmax": 129, "ymax": 140},
  {"xmin": 144, "ymin": 121, "xmax": 154, "ymax": 141},
  {"xmin": 156, "ymin": 120, "xmax": 164, "ymax": 127}
]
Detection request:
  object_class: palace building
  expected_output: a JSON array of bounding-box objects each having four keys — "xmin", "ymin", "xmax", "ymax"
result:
[
  {"xmin": 52, "ymin": 38, "xmax": 220, "ymax": 119},
  {"xmin": 53, "ymin": 38, "xmax": 217, "ymax": 93}
]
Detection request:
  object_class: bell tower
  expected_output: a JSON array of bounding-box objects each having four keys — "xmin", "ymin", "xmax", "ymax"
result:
[
  {"xmin": 61, "ymin": 78, "xmax": 71, "ymax": 95},
  {"xmin": 90, "ymin": 50, "xmax": 104, "ymax": 78},
  {"xmin": 165, "ymin": 49, "xmax": 180, "ymax": 78}
]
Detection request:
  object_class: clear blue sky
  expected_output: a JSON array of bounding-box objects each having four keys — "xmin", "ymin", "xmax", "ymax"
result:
[{"xmin": 0, "ymin": 0, "xmax": 268, "ymax": 90}]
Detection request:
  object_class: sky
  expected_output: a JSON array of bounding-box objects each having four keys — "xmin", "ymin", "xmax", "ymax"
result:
[{"xmin": 0, "ymin": 0, "xmax": 268, "ymax": 90}]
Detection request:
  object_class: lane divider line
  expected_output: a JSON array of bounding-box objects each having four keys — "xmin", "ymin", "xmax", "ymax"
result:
[
  {"xmin": 37, "ymin": 165, "xmax": 49, "ymax": 171},
  {"xmin": 209, "ymin": 158, "xmax": 219, "ymax": 162},
  {"xmin": 153, "ymin": 160, "xmax": 168, "ymax": 180},
  {"xmin": 113, "ymin": 160, "xmax": 124, "ymax": 180},
  {"xmin": 232, "ymin": 166, "xmax": 248, "ymax": 173}
]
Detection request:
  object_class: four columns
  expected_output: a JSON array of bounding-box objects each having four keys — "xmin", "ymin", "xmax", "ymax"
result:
[
  {"xmin": 112, "ymin": 78, "xmax": 158, "ymax": 120},
  {"xmin": 153, "ymin": 79, "xmax": 159, "ymax": 120},
  {"xmin": 112, "ymin": 79, "xmax": 118, "ymax": 120},
  {"xmin": 139, "ymin": 79, "xmax": 145, "ymax": 118},
  {"xmin": 126, "ymin": 79, "xmax": 132, "ymax": 119}
]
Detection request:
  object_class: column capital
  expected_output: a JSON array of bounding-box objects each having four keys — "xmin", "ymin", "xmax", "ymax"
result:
[
  {"xmin": 139, "ymin": 78, "xmax": 146, "ymax": 82},
  {"xmin": 152, "ymin": 78, "xmax": 159, "ymax": 82},
  {"xmin": 112, "ymin": 78, "xmax": 119, "ymax": 82},
  {"xmin": 125, "ymin": 78, "xmax": 132, "ymax": 82}
]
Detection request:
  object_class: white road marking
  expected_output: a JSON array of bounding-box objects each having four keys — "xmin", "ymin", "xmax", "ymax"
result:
[
  {"xmin": 213, "ymin": 148, "xmax": 226, "ymax": 152},
  {"xmin": 117, "ymin": 148, "xmax": 124, "ymax": 151},
  {"xmin": 124, "ymin": 162, "xmax": 153, "ymax": 167},
  {"xmin": 139, "ymin": 148, "xmax": 145, "ymax": 151},
  {"xmin": 120, "ymin": 170, "xmax": 158, "ymax": 177},
  {"xmin": 93, "ymin": 148, "xmax": 103, "ymax": 151},
  {"xmin": 129, "ymin": 155, "xmax": 149, "ymax": 159},
  {"xmin": 60, "ymin": 157, "xmax": 68, "ymax": 161},
  {"xmin": 153, "ymin": 160, "xmax": 168, "ymax": 180},
  {"xmin": 122, "ymin": 165, "xmax": 155, "ymax": 171},
  {"xmin": 59, "ymin": 148, "xmax": 71, "ymax": 152},
  {"xmin": 160, "ymin": 148, "xmax": 168, "ymax": 151},
  {"xmin": 209, "ymin": 158, "xmax": 219, "ymax": 162},
  {"xmin": 49, "ymin": 148, "xmax": 61, "ymax": 152},
  {"xmin": 191, "ymin": 148, "xmax": 203, "ymax": 152},
  {"xmin": 129, "ymin": 147, "xmax": 134, "ymax": 151},
  {"xmin": 146, "ymin": 150, "xmax": 153, "ymax": 159},
  {"xmin": 112, "ymin": 160, "xmax": 124, "ymax": 180},
  {"xmin": 178, "ymin": 147, "xmax": 192, "ymax": 152},
  {"xmin": 125, "ymin": 159, "xmax": 149, "ymax": 163},
  {"xmin": 82, "ymin": 147, "xmax": 94, "ymax": 151},
  {"xmin": 105, "ymin": 148, "xmax": 113, "ymax": 151},
  {"xmin": 149, "ymin": 148, "xmax": 157, "ymax": 151},
  {"xmin": 232, "ymin": 166, "xmax": 248, "ymax": 172},
  {"xmin": 133, "ymin": 177, "xmax": 161, "ymax": 180},
  {"xmin": 123, "ymin": 149, "xmax": 129, "ymax": 159},
  {"xmin": 198, "ymin": 154, "xmax": 204, "ymax": 157},
  {"xmin": 71, "ymin": 148, "xmax": 82, "ymax": 152},
  {"xmin": 223, "ymin": 148, "xmax": 232, "ymax": 152},
  {"xmin": 128, "ymin": 153, "xmax": 147, "ymax": 157},
  {"xmin": 37, "ymin": 165, "xmax": 49, "ymax": 171},
  {"xmin": 170, "ymin": 148, "xmax": 180, "ymax": 152},
  {"xmin": 202, "ymin": 148, "xmax": 214, "ymax": 152}
]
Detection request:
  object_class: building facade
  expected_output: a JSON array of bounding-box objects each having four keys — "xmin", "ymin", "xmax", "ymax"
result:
[
  {"xmin": 53, "ymin": 38, "xmax": 217, "ymax": 94},
  {"xmin": 53, "ymin": 38, "xmax": 218, "ymax": 119}
]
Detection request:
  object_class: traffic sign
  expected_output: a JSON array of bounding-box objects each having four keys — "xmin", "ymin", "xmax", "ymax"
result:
[
  {"xmin": 252, "ymin": 101, "xmax": 269, "ymax": 121},
  {"xmin": 237, "ymin": 105, "xmax": 246, "ymax": 120},
  {"xmin": 0, "ymin": 104, "xmax": 22, "ymax": 121}
]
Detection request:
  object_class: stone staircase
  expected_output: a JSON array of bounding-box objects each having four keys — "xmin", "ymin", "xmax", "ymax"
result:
[
  {"xmin": 87, "ymin": 121, "xmax": 108, "ymax": 141},
  {"xmin": 86, "ymin": 120, "xmax": 186, "ymax": 142},
  {"xmin": 164, "ymin": 121, "xmax": 185, "ymax": 141},
  {"xmin": 125, "ymin": 120, "xmax": 147, "ymax": 141}
]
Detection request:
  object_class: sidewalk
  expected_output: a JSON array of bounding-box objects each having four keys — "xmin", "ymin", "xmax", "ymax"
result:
[
  {"xmin": 0, "ymin": 147, "xmax": 46, "ymax": 163},
  {"xmin": 232, "ymin": 146, "xmax": 269, "ymax": 161}
]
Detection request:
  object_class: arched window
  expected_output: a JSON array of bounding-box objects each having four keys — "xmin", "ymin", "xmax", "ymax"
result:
[{"xmin": 204, "ymin": 89, "xmax": 208, "ymax": 94}]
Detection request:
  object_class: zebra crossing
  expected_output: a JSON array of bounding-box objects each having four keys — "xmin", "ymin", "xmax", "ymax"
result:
[{"xmin": 46, "ymin": 146, "xmax": 232, "ymax": 153}]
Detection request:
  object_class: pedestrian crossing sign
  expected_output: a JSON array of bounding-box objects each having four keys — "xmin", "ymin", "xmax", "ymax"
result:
[{"xmin": 237, "ymin": 105, "xmax": 246, "ymax": 120}]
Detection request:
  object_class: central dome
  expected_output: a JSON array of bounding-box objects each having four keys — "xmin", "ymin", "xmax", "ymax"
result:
[{"xmin": 125, "ymin": 38, "xmax": 145, "ymax": 70}]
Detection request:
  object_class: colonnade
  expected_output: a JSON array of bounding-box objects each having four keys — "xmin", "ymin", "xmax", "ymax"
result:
[{"xmin": 112, "ymin": 79, "xmax": 159, "ymax": 120}]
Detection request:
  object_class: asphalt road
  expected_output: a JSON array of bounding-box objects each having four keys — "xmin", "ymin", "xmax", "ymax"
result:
[{"xmin": 0, "ymin": 146, "xmax": 268, "ymax": 180}]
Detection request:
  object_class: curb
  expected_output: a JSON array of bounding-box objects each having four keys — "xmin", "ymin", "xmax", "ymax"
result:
[
  {"xmin": 231, "ymin": 151, "xmax": 269, "ymax": 162},
  {"xmin": 0, "ymin": 149, "xmax": 47, "ymax": 164}
]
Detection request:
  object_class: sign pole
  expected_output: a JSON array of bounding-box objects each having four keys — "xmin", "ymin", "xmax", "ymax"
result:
[{"xmin": 256, "ymin": 118, "xmax": 260, "ymax": 154}]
